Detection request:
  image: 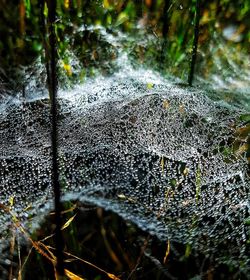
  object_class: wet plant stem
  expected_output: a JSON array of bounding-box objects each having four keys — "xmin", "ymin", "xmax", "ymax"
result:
[
  {"xmin": 162, "ymin": 0, "xmax": 171, "ymax": 38},
  {"xmin": 160, "ymin": 0, "xmax": 171, "ymax": 70},
  {"xmin": 47, "ymin": 0, "xmax": 65, "ymax": 276},
  {"xmin": 40, "ymin": 0, "xmax": 51, "ymax": 99},
  {"xmin": 188, "ymin": 0, "xmax": 201, "ymax": 86}
]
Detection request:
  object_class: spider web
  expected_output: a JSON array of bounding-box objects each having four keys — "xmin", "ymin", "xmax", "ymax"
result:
[{"xmin": 0, "ymin": 66, "xmax": 249, "ymax": 273}]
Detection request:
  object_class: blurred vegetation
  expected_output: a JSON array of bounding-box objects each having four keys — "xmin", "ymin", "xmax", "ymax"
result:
[
  {"xmin": 0, "ymin": 0, "xmax": 249, "ymax": 92},
  {"xmin": 0, "ymin": 1, "xmax": 249, "ymax": 279},
  {"xmin": 8, "ymin": 202, "xmax": 248, "ymax": 280}
]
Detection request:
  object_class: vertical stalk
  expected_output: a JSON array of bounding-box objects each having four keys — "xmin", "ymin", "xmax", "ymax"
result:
[
  {"xmin": 188, "ymin": 0, "xmax": 201, "ymax": 86},
  {"xmin": 19, "ymin": 0, "xmax": 25, "ymax": 48},
  {"xmin": 160, "ymin": 0, "xmax": 171, "ymax": 71},
  {"xmin": 162, "ymin": 0, "xmax": 171, "ymax": 38},
  {"xmin": 19, "ymin": 0, "xmax": 25, "ymax": 36},
  {"xmin": 47, "ymin": 0, "xmax": 65, "ymax": 276},
  {"xmin": 40, "ymin": 0, "xmax": 51, "ymax": 98},
  {"xmin": 215, "ymin": 0, "xmax": 221, "ymax": 16}
]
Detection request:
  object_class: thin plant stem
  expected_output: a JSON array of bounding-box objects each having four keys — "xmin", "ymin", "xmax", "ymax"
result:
[
  {"xmin": 162, "ymin": 0, "xmax": 171, "ymax": 38},
  {"xmin": 188, "ymin": 0, "xmax": 201, "ymax": 86},
  {"xmin": 47, "ymin": 0, "xmax": 65, "ymax": 276},
  {"xmin": 160, "ymin": 0, "xmax": 171, "ymax": 70}
]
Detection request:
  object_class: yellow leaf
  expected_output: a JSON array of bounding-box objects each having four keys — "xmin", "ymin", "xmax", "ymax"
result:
[
  {"xmin": 127, "ymin": 197, "xmax": 136, "ymax": 203},
  {"xmin": 9, "ymin": 196, "xmax": 15, "ymax": 207},
  {"xmin": 147, "ymin": 83, "xmax": 153, "ymax": 89},
  {"xmin": 163, "ymin": 100, "xmax": 170, "ymax": 109},
  {"xmin": 235, "ymin": 143, "xmax": 248, "ymax": 156},
  {"xmin": 165, "ymin": 189, "xmax": 170, "ymax": 200},
  {"xmin": 185, "ymin": 243, "xmax": 192, "ymax": 258},
  {"xmin": 117, "ymin": 194, "xmax": 136, "ymax": 203},
  {"xmin": 160, "ymin": 156, "xmax": 164, "ymax": 173},
  {"xmin": 107, "ymin": 273, "xmax": 121, "ymax": 280},
  {"xmin": 163, "ymin": 240, "xmax": 170, "ymax": 264},
  {"xmin": 63, "ymin": 251, "xmax": 121, "ymax": 280},
  {"xmin": 61, "ymin": 204, "xmax": 77, "ymax": 214},
  {"xmin": 61, "ymin": 214, "xmax": 77, "ymax": 230},
  {"xmin": 65, "ymin": 269, "xmax": 85, "ymax": 280},
  {"xmin": 115, "ymin": 12, "xmax": 128, "ymax": 26},
  {"xmin": 183, "ymin": 167, "xmax": 189, "ymax": 176},
  {"xmin": 179, "ymin": 104, "xmax": 185, "ymax": 114},
  {"xmin": 23, "ymin": 204, "xmax": 32, "ymax": 212},
  {"xmin": 195, "ymin": 166, "xmax": 201, "ymax": 203},
  {"xmin": 64, "ymin": 0, "xmax": 70, "ymax": 9},
  {"xmin": 50, "ymin": 203, "xmax": 77, "ymax": 216},
  {"xmin": 63, "ymin": 62, "xmax": 72, "ymax": 76},
  {"xmin": 12, "ymin": 214, "xmax": 19, "ymax": 223},
  {"xmin": 103, "ymin": 0, "xmax": 110, "ymax": 9},
  {"xmin": 117, "ymin": 194, "xmax": 126, "ymax": 199},
  {"xmin": 43, "ymin": 2, "xmax": 48, "ymax": 17}
]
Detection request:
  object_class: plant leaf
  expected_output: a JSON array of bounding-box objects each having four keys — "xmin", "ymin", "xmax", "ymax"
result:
[{"xmin": 61, "ymin": 214, "xmax": 77, "ymax": 230}]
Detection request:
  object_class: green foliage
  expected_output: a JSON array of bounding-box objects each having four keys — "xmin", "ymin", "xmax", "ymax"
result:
[{"xmin": 0, "ymin": 0, "xmax": 249, "ymax": 90}]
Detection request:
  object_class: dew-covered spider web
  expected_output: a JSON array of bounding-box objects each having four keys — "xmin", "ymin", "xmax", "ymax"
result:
[{"xmin": 0, "ymin": 29, "xmax": 249, "ymax": 275}]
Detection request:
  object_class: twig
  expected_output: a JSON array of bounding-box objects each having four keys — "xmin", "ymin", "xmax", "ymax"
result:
[
  {"xmin": 127, "ymin": 235, "xmax": 150, "ymax": 280},
  {"xmin": 46, "ymin": 0, "xmax": 65, "ymax": 276},
  {"xmin": 188, "ymin": 0, "xmax": 201, "ymax": 86}
]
